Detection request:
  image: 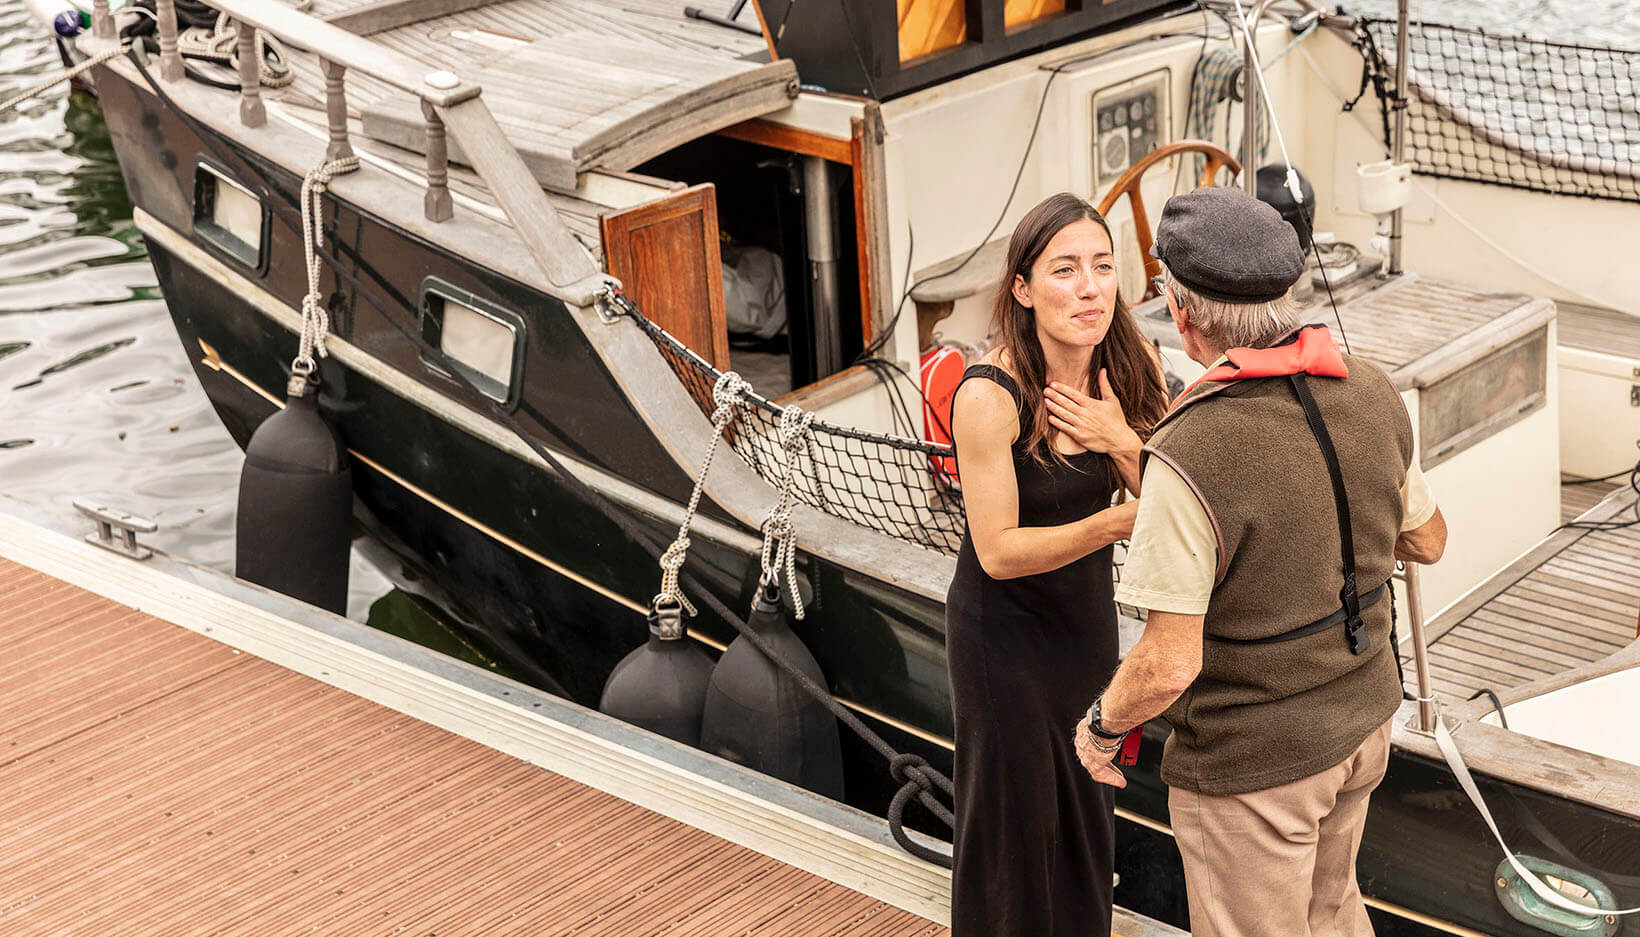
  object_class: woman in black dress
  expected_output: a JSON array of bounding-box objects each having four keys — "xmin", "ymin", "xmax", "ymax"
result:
[{"xmin": 947, "ymin": 193, "xmax": 1168, "ymax": 936}]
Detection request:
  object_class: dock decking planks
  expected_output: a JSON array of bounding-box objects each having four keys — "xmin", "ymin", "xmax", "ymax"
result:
[
  {"xmin": 0, "ymin": 558, "xmax": 948, "ymax": 937},
  {"xmin": 1407, "ymin": 486, "xmax": 1640, "ymax": 704}
]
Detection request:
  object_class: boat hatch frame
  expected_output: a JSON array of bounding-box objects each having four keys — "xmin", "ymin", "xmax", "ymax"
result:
[
  {"xmin": 191, "ymin": 157, "xmax": 271, "ymax": 275},
  {"xmin": 416, "ymin": 276, "xmax": 528, "ymax": 410}
]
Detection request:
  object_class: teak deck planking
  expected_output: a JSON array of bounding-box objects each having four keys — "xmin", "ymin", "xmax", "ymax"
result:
[
  {"xmin": 0, "ymin": 557, "xmax": 949, "ymax": 937},
  {"xmin": 1406, "ymin": 485, "xmax": 1640, "ymax": 704},
  {"xmin": 286, "ymin": 0, "xmax": 792, "ymax": 191}
]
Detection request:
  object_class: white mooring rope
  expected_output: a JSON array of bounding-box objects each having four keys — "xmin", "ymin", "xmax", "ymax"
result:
[
  {"xmin": 290, "ymin": 156, "xmax": 360, "ymax": 386},
  {"xmin": 654, "ymin": 371, "xmax": 752, "ymax": 616},
  {"xmin": 0, "ymin": 44, "xmax": 128, "ymax": 115},
  {"xmin": 760, "ymin": 405, "xmax": 815, "ymax": 619}
]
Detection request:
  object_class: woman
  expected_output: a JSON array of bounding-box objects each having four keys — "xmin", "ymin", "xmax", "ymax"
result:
[{"xmin": 946, "ymin": 192, "xmax": 1168, "ymax": 936}]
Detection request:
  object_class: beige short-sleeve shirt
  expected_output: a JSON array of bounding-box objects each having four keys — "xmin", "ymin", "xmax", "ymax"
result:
[{"xmin": 1114, "ymin": 437, "xmax": 1436, "ymax": 615}]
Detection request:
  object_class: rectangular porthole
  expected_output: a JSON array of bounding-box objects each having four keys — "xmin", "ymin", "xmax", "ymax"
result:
[
  {"xmin": 192, "ymin": 160, "xmax": 268, "ymax": 272},
  {"xmin": 418, "ymin": 278, "xmax": 525, "ymax": 407}
]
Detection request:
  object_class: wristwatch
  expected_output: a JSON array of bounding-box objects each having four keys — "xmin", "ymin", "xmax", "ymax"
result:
[{"xmin": 1085, "ymin": 695, "xmax": 1126, "ymax": 741}]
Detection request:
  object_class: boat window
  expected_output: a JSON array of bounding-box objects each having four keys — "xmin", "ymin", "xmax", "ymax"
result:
[
  {"xmin": 898, "ymin": 0, "xmax": 967, "ymax": 62},
  {"xmin": 417, "ymin": 279, "xmax": 525, "ymax": 406},
  {"xmin": 192, "ymin": 161, "xmax": 268, "ymax": 272},
  {"xmin": 1421, "ymin": 326, "xmax": 1548, "ymax": 469}
]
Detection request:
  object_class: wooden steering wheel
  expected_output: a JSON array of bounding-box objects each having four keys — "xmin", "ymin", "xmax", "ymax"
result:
[{"xmin": 1095, "ymin": 140, "xmax": 1241, "ymax": 301}]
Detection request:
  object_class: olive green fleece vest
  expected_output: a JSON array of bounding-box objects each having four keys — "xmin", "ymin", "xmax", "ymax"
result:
[{"xmin": 1145, "ymin": 350, "xmax": 1413, "ymax": 795}]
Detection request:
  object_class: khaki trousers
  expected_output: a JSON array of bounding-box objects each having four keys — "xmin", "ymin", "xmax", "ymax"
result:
[{"xmin": 1168, "ymin": 719, "xmax": 1394, "ymax": 937}]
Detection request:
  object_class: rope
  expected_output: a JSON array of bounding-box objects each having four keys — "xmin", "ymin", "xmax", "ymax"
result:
[
  {"xmin": 759, "ymin": 405, "xmax": 814, "ymax": 618},
  {"xmin": 176, "ymin": 17, "xmax": 296, "ymax": 88},
  {"xmin": 0, "ymin": 44, "xmax": 128, "ymax": 115},
  {"xmin": 291, "ymin": 156, "xmax": 360, "ymax": 383},
  {"xmin": 655, "ymin": 369, "xmax": 751, "ymax": 617},
  {"xmin": 124, "ymin": 51, "xmax": 955, "ymax": 867}
]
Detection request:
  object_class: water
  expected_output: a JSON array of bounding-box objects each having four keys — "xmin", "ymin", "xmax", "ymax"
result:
[{"xmin": 0, "ymin": 1, "xmax": 525, "ymax": 681}]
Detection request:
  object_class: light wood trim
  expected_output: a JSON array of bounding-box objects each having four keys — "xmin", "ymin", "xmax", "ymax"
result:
[
  {"xmin": 719, "ymin": 118, "xmax": 853, "ymax": 165},
  {"xmin": 851, "ymin": 124, "xmax": 873, "ymax": 346},
  {"xmin": 856, "ymin": 104, "xmax": 893, "ymax": 349},
  {"xmin": 774, "ymin": 362, "xmax": 873, "ymax": 409},
  {"xmin": 749, "ymin": 0, "xmax": 780, "ymax": 61},
  {"xmin": 322, "ymin": 0, "xmax": 506, "ymax": 36}
]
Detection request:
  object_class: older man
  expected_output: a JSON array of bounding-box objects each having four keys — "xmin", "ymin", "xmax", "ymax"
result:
[{"xmin": 1074, "ymin": 187, "xmax": 1447, "ymax": 937}]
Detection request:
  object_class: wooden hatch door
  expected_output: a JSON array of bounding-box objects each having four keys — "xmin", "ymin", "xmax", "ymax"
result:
[{"xmin": 601, "ymin": 184, "xmax": 730, "ymax": 372}]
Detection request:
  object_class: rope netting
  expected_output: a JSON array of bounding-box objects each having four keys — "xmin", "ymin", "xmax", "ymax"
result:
[
  {"xmin": 1358, "ymin": 19, "xmax": 1640, "ymax": 202},
  {"xmin": 611, "ymin": 299, "xmax": 967, "ymax": 556}
]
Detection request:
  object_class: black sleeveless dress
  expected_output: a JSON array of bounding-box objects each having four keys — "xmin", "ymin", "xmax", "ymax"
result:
[{"xmin": 946, "ymin": 364, "xmax": 1120, "ymax": 937}]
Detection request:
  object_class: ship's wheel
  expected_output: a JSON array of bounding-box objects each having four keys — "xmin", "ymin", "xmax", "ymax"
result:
[{"xmin": 1096, "ymin": 140, "xmax": 1241, "ymax": 301}]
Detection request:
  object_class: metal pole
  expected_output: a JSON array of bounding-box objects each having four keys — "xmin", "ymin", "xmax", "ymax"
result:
[
  {"xmin": 1389, "ymin": 0, "xmax": 1410, "ymax": 274},
  {"xmin": 802, "ymin": 155, "xmax": 842, "ymax": 376},
  {"xmin": 1240, "ymin": 6, "xmax": 1262, "ymax": 194},
  {"xmin": 1403, "ymin": 563, "xmax": 1435, "ymax": 732}
]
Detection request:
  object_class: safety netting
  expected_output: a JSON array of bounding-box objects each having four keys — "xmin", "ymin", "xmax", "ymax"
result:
[
  {"xmin": 1358, "ymin": 19, "xmax": 1640, "ymax": 202},
  {"xmin": 619, "ymin": 305, "xmax": 967, "ymax": 557}
]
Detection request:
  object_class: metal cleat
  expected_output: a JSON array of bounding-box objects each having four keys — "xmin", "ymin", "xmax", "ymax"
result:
[{"xmin": 73, "ymin": 500, "xmax": 158, "ymax": 561}]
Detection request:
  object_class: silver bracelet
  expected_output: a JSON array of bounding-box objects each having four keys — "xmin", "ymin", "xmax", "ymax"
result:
[{"xmin": 1088, "ymin": 731, "xmax": 1124, "ymax": 754}]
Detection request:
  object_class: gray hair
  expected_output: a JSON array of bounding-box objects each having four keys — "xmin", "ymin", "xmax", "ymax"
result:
[{"xmin": 1160, "ymin": 263, "xmax": 1301, "ymax": 351}]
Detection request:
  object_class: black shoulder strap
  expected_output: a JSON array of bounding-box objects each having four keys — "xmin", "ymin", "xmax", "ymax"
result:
[
  {"xmin": 957, "ymin": 364, "xmax": 1027, "ymax": 426},
  {"xmin": 1288, "ymin": 373, "xmax": 1370, "ymax": 655}
]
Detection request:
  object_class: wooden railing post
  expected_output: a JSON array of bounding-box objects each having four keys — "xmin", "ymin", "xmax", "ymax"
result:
[
  {"xmin": 90, "ymin": 0, "xmax": 113, "ymax": 39},
  {"xmin": 155, "ymin": 0, "xmax": 183, "ymax": 81},
  {"xmin": 322, "ymin": 59, "xmax": 355, "ymax": 162},
  {"xmin": 421, "ymin": 98, "xmax": 453, "ymax": 222},
  {"xmin": 236, "ymin": 22, "xmax": 266, "ymax": 127}
]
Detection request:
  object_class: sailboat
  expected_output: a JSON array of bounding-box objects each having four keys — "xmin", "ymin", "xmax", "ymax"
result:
[{"xmin": 25, "ymin": 0, "xmax": 1639, "ymax": 931}]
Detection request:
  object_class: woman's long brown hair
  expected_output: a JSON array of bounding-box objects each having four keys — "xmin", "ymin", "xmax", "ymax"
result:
[{"xmin": 992, "ymin": 193, "xmax": 1169, "ymax": 470}]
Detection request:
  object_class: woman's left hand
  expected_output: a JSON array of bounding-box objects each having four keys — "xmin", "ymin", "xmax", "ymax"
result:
[
  {"xmin": 1045, "ymin": 369, "xmax": 1142, "ymax": 456},
  {"xmin": 1073, "ymin": 717, "xmax": 1127, "ymax": 788}
]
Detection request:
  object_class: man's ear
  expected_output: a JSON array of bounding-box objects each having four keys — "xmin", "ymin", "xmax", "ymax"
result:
[
  {"xmin": 1011, "ymin": 273, "xmax": 1033, "ymax": 309},
  {"xmin": 1167, "ymin": 292, "xmax": 1189, "ymax": 334}
]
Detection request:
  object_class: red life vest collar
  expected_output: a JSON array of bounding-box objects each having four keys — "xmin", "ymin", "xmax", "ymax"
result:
[
  {"xmin": 1173, "ymin": 326, "xmax": 1348, "ymax": 404},
  {"xmin": 1205, "ymin": 325, "xmax": 1348, "ymax": 382}
]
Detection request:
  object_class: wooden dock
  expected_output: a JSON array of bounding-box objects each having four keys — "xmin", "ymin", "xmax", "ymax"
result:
[{"xmin": 0, "ymin": 506, "xmax": 1179, "ymax": 937}]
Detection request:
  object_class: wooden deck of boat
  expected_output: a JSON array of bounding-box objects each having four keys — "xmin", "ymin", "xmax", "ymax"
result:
[
  {"xmin": 0, "ymin": 554, "xmax": 949, "ymax": 937},
  {"xmin": 1406, "ymin": 483, "xmax": 1640, "ymax": 704}
]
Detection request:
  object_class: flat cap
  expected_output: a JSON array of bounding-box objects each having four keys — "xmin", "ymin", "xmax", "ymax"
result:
[{"xmin": 1150, "ymin": 187, "xmax": 1304, "ymax": 304}]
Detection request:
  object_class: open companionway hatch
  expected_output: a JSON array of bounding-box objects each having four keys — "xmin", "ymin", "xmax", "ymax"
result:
[{"xmin": 312, "ymin": 0, "xmax": 797, "ymax": 192}]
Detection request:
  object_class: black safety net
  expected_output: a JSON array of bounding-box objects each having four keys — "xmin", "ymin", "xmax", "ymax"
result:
[
  {"xmin": 1358, "ymin": 19, "xmax": 1640, "ymax": 202},
  {"xmin": 621, "ymin": 306, "xmax": 966, "ymax": 556}
]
